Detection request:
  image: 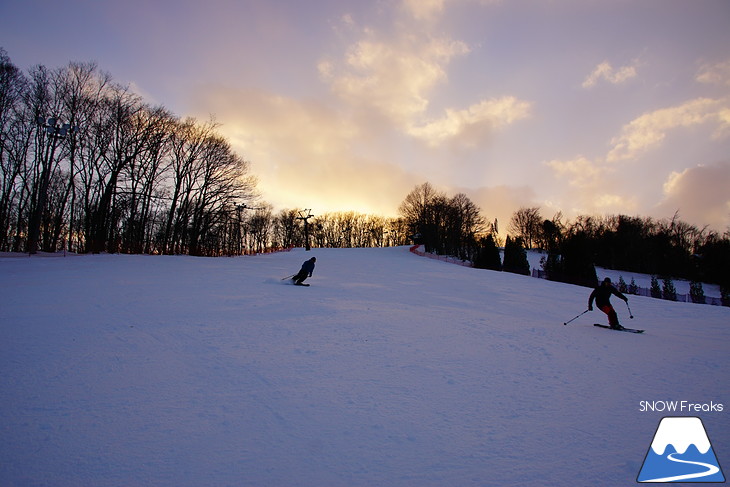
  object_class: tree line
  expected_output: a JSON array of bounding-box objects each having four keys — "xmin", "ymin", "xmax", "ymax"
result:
[
  {"xmin": 396, "ymin": 183, "xmax": 729, "ymax": 300},
  {"xmin": 237, "ymin": 208, "xmax": 410, "ymax": 253},
  {"xmin": 1, "ymin": 50, "xmax": 262, "ymax": 256},
  {"xmin": 507, "ymin": 206, "xmax": 730, "ymax": 298}
]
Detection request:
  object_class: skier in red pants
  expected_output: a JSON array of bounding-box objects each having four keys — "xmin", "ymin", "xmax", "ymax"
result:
[{"xmin": 589, "ymin": 277, "xmax": 629, "ymax": 329}]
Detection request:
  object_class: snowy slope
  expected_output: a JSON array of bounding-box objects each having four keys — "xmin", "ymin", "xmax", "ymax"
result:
[{"xmin": 1, "ymin": 247, "xmax": 728, "ymax": 487}]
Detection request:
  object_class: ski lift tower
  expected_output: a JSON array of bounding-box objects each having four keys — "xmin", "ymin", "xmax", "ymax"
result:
[
  {"xmin": 27, "ymin": 116, "xmax": 79, "ymax": 254},
  {"xmin": 297, "ymin": 209, "xmax": 314, "ymax": 251}
]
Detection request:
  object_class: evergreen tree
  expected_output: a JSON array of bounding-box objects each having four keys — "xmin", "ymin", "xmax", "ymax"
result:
[
  {"xmin": 650, "ymin": 276, "xmax": 662, "ymax": 298},
  {"xmin": 503, "ymin": 236, "xmax": 530, "ymax": 275},
  {"xmin": 556, "ymin": 231, "xmax": 598, "ymax": 287},
  {"xmin": 473, "ymin": 234, "xmax": 502, "ymax": 271},
  {"xmin": 542, "ymin": 252, "xmax": 561, "ymax": 279},
  {"xmin": 689, "ymin": 281, "xmax": 705, "ymax": 304},
  {"xmin": 617, "ymin": 276, "xmax": 628, "ymax": 293},
  {"xmin": 662, "ymin": 277, "xmax": 677, "ymax": 301},
  {"xmin": 628, "ymin": 277, "xmax": 638, "ymax": 295},
  {"xmin": 697, "ymin": 236, "xmax": 730, "ymax": 291}
]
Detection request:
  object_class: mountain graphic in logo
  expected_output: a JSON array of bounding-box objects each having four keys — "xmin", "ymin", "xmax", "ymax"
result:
[{"xmin": 638, "ymin": 416, "xmax": 725, "ymax": 483}]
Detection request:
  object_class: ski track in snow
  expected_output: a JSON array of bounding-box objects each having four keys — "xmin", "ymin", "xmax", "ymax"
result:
[
  {"xmin": 641, "ymin": 452, "xmax": 721, "ymax": 482},
  {"xmin": 1, "ymin": 247, "xmax": 728, "ymax": 487}
]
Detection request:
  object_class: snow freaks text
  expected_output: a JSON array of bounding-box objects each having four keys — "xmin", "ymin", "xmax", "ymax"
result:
[{"xmin": 639, "ymin": 401, "xmax": 724, "ymax": 413}]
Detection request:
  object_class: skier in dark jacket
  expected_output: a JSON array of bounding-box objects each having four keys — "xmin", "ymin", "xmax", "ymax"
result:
[
  {"xmin": 293, "ymin": 257, "xmax": 316, "ymax": 285},
  {"xmin": 589, "ymin": 277, "xmax": 628, "ymax": 329}
]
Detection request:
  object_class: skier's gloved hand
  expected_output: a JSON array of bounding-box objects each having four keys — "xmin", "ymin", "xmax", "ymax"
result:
[{"xmin": 588, "ymin": 305, "xmax": 593, "ymax": 311}]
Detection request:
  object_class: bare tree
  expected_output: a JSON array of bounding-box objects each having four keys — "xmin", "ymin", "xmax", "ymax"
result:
[
  {"xmin": 162, "ymin": 117, "xmax": 216, "ymax": 253},
  {"xmin": 508, "ymin": 206, "xmax": 542, "ymax": 249},
  {"xmin": 84, "ymin": 85, "xmax": 147, "ymax": 252},
  {"xmin": 448, "ymin": 192, "xmax": 485, "ymax": 259},
  {"xmin": 398, "ymin": 182, "xmax": 440, "ymax": 238},
  {"xmin": 246, "ymin": 205, "xmax": 273, "ymax": 253},
  {"xmin": 187, "ymin": 134, "xmax": 256, "ymax": 255},
  {"xmin": 0, "ymin": 50, "xmax": 29, "ymax": 251},
  {"xmin": 119, "ymin": 107, "xmax": 175, "ymax": 253},
  {"xmin": 25, "ymin": 65, "xmax": 67, "ymax": 253},
  {"xmin": 273, "ymin": 209, "xmax": 301, "ymax": 249}
]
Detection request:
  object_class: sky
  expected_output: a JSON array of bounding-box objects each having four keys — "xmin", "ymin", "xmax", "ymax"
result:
[{"xmin": 2, "ymin": 0, "xmax": 730, "ymax": 233}]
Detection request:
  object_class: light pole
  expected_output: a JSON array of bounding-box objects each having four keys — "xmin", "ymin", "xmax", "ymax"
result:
[
  {"xmin": 37, "ymin": 116, "xmax": 78, "ymax": 139},
  {"xmin": 27, "ymin": 116, "xmax": 78, "ymax": 254}
]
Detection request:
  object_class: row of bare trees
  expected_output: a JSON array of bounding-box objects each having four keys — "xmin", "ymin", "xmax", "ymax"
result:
[
  {"xmin": 1, "ymin": 51, "xmax": 258, "ymax": 255},
  {"xmin": 237, "ymin": 208, "xmax": 410, "ymax": 254}
]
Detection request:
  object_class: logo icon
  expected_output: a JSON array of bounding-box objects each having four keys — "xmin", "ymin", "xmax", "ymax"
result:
[{"xmin": 637, "ymin": 416, "xmax": 725, "ymax": 483}]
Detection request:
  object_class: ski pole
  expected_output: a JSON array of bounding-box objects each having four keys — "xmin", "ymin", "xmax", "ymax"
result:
[
  {"xmin": 281, "ymin": 274, "xmax": 295, "ymax": 281},
  {"xmin": 564, "ymin": 309, "xmax": 589, "ymax": 326},
  {"xmin": 626, "ymin": 301, "xmax": 634, "ymax": 319}
]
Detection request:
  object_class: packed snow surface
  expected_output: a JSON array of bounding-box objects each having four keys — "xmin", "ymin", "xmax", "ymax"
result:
[{"xmin": 1, "ymin": 247, "xmax": 728, "ymax": 486}]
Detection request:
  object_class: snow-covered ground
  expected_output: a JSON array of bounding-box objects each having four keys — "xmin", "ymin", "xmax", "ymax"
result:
[{"xmin": 1, "ymin": 247, "xmax": 728, "ymax": 486}]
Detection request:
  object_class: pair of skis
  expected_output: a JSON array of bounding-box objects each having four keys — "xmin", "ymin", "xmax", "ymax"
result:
[
  {"xmin": 563, "ymin": 302, "xmax": 644, "ymax": 333},
  {"xmin": 593, "ymin": 323, "xmax": 644, "ymax": 334},
  {"xmin": 281, "ymin": 274, "xmax": 310, "ymax": 287}
]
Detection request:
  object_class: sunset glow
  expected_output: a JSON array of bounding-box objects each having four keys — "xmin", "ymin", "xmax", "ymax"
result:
[{"xmin": 2, "ymin": 0, "xmax": 729, "ymax": 229}]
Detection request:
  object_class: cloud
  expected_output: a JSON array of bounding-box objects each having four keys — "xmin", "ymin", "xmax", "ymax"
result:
[
  {"xmin": 544, "ymin": 155, "xmax": 607, "ymax": 188},
  {"xmin": 320, "ymin": 12, "xmax": 528, "ymax": 149},
  {"xmin": 582, "ymin": 60, "xmax": 639, "ymax": 88},
  {"xmin": 402, "ymin": 0, "xmax": 447, "ymax": 21},
  {"xmin": 321, "ymin": 34, "xmax": 470, "ymax": 125},
  {"xmin": 657, "ymin": 161, "xmax": 730, "ymax": 231},
  {"xmin": 696, "ymin": 59, "xmax": 730, "ymax": 87},
  {"xmin": 401, "ymin": 0, "xmax": 499, "ymax": 22},
  {"xmin": 188, "ymin": 1, "xmax": 531, "ymax": 218},
  {"xmin": 544, "ymin": 94, "xmax": 730, "ymax": 223},
  {"xmin": 407, "ymin": 96, "xmax": 531, "ymax": 147},
  {"xmin": 543, "ymin": 156, "xmax": 634, "ymax": 216},
  {"xmin": 607, "ymin": 97, "xmax": 730, "ymax": 162}
]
